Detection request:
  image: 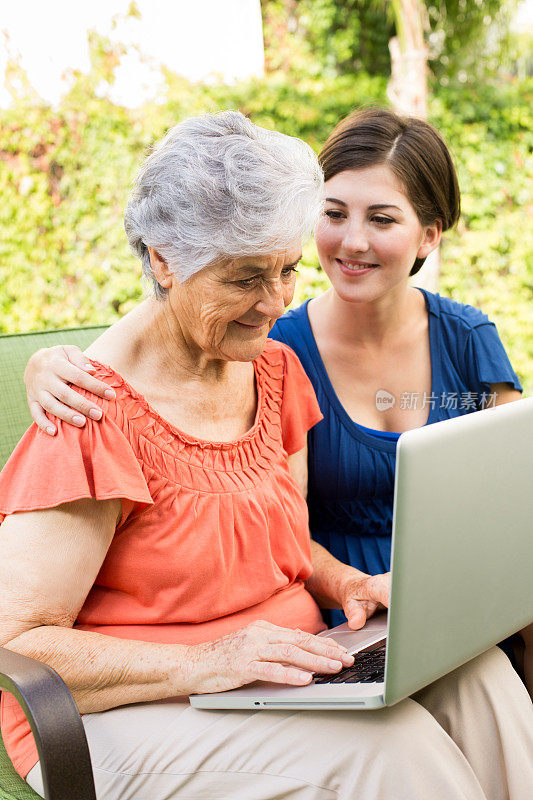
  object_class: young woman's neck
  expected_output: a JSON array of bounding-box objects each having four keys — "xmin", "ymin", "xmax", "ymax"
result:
[{"xmin": 313, "ymin": 283, "xmax": 421, "ymax": 347}]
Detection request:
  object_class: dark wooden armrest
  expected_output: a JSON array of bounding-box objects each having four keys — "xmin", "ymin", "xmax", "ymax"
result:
[{"xmin": 0, "ymin": 647, "xmax": 96, "ymax": 800}]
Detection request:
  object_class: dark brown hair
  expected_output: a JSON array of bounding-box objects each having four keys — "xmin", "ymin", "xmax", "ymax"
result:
[{"xmin": 319, "ymin": 107, "xmax": 461, "ymax": 276}]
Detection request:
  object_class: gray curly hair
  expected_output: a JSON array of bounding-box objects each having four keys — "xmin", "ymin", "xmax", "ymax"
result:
[{"xmin": 124, "ymin": 111, "xmax": 324, "ymax": 298}]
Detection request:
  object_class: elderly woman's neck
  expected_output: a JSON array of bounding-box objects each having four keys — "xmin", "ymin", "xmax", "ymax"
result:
[
  {"xmin": 149, "ymin": 298, "xmax": 233, "ymax": 381},
  {"xmin": 87, "ymin": 298, "xmax": 258, "ymax": 441},
  {"xmin": 94, "ymin": 299, "xmax": 238, "ymax": 386}
]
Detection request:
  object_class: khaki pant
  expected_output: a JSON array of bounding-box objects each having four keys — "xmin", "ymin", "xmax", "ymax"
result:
[{"xmin": 27, "ymin": 647, "xmax": 533, "ymax": 800}]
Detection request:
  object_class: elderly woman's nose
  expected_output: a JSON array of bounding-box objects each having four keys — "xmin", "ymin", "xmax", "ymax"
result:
[{"xmin": 256, "ymin": 280, "xmax": 287, "ymax": 320}]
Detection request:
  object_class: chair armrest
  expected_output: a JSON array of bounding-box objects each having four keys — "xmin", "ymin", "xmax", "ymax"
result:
[{"xmin": 0, "ymin": 647, "xmax": 96, "ymax": 800}]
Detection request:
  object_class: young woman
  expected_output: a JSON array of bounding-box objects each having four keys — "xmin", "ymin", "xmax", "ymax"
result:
[
  {"xmin": 22, "ymin": 108, "xmax": 531, "ymax": 692},
  {"xmin": 270, "ymin": 108, "xmax": 523, "ymax": 619}
]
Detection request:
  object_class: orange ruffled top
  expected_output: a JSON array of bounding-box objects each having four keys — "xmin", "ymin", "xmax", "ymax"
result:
[{"xmin": 0, "ymin": 339, "xmax": 325, "ymax": 778}]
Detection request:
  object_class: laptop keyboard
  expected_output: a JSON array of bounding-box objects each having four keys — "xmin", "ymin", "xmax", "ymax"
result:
[{"xmin": 314, "ymin": 643, "xmax": 386, "ymax": 684}]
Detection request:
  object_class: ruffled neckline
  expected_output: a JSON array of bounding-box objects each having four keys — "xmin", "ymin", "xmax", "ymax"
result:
[{"xmin": 87, "ymin": 339, "xmax": 284, "ymax": 456}]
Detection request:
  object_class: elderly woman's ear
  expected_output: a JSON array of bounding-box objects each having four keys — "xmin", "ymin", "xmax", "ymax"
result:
[{"xmin": 148, "ymin": 247, "xmax": 173, "ymax": 289}]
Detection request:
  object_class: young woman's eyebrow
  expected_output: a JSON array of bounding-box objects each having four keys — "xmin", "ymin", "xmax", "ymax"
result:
[{"xmin": 325, "ymin": 199, "xmax": 402, "ymax": 213}]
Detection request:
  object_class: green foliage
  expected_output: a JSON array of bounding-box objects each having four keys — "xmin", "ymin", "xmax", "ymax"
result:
[
  {"xmin": 425, "ymin": 0, "xmax": 518, "ymax": 83},
  {"xmin": 297, "ymin": 0, "xmax": 393, "ymax": 77},
  {"xmin": 0, "ymin": 55, "xmax": 143, "ymax": 331},
  {"xmin": 163, "ymin": 70, "xmax": 387, "ymax": 149},
  {"xmin": 261, "ymin": 0, "xmax": 394, "ymax": 78},
  {"xmin": 1, "ymin": 31, "xmax": 531, "ymax": 392},
  {"xmin": 430, "ymin": 79, "xmax": 533, "ymax": 393},
  {"xmin": 260, "ymin": 0, "xmax": 519, "ymax": 85}
]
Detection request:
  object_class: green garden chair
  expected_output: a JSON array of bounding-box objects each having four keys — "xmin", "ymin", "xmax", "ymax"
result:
[{"xmin": 0, "ymin": 326, "xmax": 107, "ymax": 800}]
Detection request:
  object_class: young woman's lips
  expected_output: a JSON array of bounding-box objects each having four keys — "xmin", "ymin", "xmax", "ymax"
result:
[{"xmin": 336, "ymin": 258, "xmax": 378, "ymax": 276}]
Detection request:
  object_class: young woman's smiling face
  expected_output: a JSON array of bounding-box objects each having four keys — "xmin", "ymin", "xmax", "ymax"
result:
[{"xmin": 315, "ymin": 164, "xmax": 441, "ymax": 304}]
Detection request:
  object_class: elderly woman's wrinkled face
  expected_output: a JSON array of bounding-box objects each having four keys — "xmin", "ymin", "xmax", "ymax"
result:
[{"xmin": 168, "ymin": 247, "xmax": 302, "ymax": 362}]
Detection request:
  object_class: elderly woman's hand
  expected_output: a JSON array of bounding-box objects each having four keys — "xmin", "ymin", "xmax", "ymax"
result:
[
  {"xmin": 24, "ymin": 345, "xmax": 114, "ymax": 433},
  {"xmin": 190, "ymin": 620, "xmax": 355, "ymax": 693},
  {"xmin": 339, "ymin": 573, "xmax": 391, "ymax": 631}
]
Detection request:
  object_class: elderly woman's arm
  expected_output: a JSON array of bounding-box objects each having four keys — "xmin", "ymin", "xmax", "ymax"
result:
[
  {"xmin": 0, "ymin": 499, "xmax": 196, "ymax": 712},
  {"xmin": 1, "ymin": 500, "xmax": 354, "ymax": 713}
]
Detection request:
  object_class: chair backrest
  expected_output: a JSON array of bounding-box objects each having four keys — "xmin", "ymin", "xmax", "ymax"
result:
[{"xmin": 0, "ymin": 326, "xmax": 108, "ymax": 470}]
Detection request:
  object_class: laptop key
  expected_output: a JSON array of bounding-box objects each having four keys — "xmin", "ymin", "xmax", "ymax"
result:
[
  {"xmin": 344, "ymin": 668, "xmax": 385, "ymax": 684},
  {"xmin": 329, "ymin": 670, "xmax": 366, "ymax": 684},
  {"xmin": 314, "ymin": 646, "xmax": 386, "ymax": 684},
  {"xmin": 314, "ymin": 666, "xmax": 359, "ymax": 683}
]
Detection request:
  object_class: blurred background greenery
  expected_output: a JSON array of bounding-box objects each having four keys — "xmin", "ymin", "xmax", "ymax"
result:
[{"xmin": 1, "ymin": 0, "xmax": 531, "ymax": 390}]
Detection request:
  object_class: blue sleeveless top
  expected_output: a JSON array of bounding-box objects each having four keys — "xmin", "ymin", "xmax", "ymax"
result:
[{"xmin": 270, "ymin": 289, "xmax": 522, "ymax": 625}]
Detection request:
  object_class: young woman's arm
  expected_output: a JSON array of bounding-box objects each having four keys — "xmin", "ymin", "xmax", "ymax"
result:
[
  {"xmin": 487, "ymin": 383, "xmax": 522, "ymax": 407},
  {"xmin": 288, "ymin": 444, "xmax": 390, "ymax": 630}
]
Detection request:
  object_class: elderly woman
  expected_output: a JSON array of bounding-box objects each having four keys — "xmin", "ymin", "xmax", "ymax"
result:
[{"xmin": 1, "ymin": 111, "xmax": 532, "ymax": 800}]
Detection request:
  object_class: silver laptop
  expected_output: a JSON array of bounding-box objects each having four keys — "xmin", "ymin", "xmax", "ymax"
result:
[{"xmin": 191, "ymin": 397, "xmax": 533, "ymax": 710}]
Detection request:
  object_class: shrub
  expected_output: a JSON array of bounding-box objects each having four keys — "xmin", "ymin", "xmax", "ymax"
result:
[{"xmin": 1, "ymin": 50, "xmax": 530, "ymax": 391}]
